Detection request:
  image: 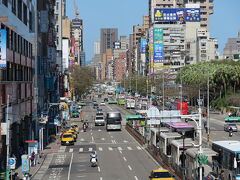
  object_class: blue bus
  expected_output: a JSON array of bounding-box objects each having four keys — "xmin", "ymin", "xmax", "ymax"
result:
[{"xmin": 212, "ymin": 141, "xmax": 240, "ymax": 180}]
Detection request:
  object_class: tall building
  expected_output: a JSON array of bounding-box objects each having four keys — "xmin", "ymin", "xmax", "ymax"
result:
[
  {"xmin": 100, "ymin": 28, "xmax": 118, "ymax": 54},
  {"xmin": 94, "ymin": 40, "xmax": 100, "ymax": 55},
  {"xmin": 223, "ymin": 31, "xmax": 240, "ymax": 60},
  {"xmin": 71, "ymin": 18, "xmax": 84, "ymax": 66},
  {"xmin": 0, "ymin": 0, "xmax": 36, "ymax": 167},
  {"xmin": 149, "ymin": 0, "xmax": 214, "ymax": 29}
]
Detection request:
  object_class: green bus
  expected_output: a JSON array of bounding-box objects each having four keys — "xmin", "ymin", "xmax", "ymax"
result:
[{"xmin": 118, "ymin": 98, "xmax": 126, "ymax": 105}]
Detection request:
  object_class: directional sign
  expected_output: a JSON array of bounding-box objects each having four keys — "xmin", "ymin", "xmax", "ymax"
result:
[{"xmin": 8, "ymin": 158, "xmax": 16, "ymax": 169}]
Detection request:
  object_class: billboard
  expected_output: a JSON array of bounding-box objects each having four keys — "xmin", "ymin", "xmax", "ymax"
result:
[
  {"xmin": 0, "ymin": 30, "xmax": 7, "ymax": 69},
  {"xmin": 185, "ymin": 8, "xmax": 200, "ymax": 22},
  {"xmin": 140, "ymin": 39, "xmax": 147, "ymax": 54},
  {"xmin": 154, "ymin": 8, "xmax": 185, "ymax": 22},
  {"xmin": 154, "ymin": 8, "xmax": 200, "ymax": 22},
  {"xmin": 153, "ymin": 28, "xmax": 164, "ymax": 61}
]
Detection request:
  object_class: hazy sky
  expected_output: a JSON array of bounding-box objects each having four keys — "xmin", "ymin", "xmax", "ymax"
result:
[{"xmin": 66, "ymin": 0, "xmax": 240, "ymax": 63}]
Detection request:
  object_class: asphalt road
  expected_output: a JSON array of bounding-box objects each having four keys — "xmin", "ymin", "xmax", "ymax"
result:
[{"xmin": 39, "ymin": 99, "xmax": 161, "ymax": 180}]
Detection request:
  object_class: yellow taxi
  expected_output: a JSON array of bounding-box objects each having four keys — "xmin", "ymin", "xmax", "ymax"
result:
[
  {"xmin": 65, "ymin": 130, "xmax": 77, "ymax": 141},
  {"xmin": 149, "ymin": 169, "xmax": 175, "ymax": 180},
  {"xmin": 69, "ymin": 123, "xmax": 79, "ymax": 132},
  {"xmin": 61, "ymin": 133, "xmax": 74, "ymax": 146}
]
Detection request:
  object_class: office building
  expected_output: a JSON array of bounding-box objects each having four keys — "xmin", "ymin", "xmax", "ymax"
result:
[
  {"xmin": 94, "ymin": 40, "xmax": 100, "ymax": 55},
  {"xmin": 100, "ymin": 28, "xmax": 118, "ymax": 54},
  {"xmin": 223, "ymin": 31, "xmax": 240, "ymax": 60}
]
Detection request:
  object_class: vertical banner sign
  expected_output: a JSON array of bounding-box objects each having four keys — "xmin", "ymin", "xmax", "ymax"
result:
[
  {"xmin": 140, "ymin": 39, "xmax": 147, "ymax": 54},
  {"xmin": 0, "ymin": 30, "xmax": 7, "ymax": 69},
  {"xmin": 153, "ymin": 28, "xmax": 164, "ymax": 62},
  {"xmin": 21, "ymin": 155, "xmax": 30, "ymax": 175}
]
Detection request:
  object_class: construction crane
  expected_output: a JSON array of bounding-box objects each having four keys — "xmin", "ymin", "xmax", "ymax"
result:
[{"xmin": 73, "ymin": 0, "xmax": 79, "ymax": 17}]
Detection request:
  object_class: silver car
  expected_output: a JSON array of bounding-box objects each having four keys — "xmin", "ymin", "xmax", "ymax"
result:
[{"xmin": 224, "ymin": 123, "xmax": 238, "ymax": 132}]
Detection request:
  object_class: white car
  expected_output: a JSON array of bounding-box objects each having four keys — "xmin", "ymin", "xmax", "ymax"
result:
[{"xmin": 100, "ymin": 102, "xmax": 105, "ymax": 106}]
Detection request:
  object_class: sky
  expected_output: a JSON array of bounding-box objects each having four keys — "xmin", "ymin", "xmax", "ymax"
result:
[{"xmin": 66, "ymin": 0, "xmax": 240, "ymax": 64}]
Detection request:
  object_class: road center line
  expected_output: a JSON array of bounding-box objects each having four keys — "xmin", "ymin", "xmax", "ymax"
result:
[
  {"xmin": 98, "ymin": 166, "xmax": 101, "ymax": 172},
  {"xmin": 123, "ymin": 157, "xmax": 127, "ymax": 162},
  {"xmin": 128, "ymin": 165, "xmax": 132, "ymax": 171},
  {"xmin": 100, "ymin": 177, "xmax": 103, "ymax": 180},
  {"xmin": 92, "ymin": 136, "xmax": 94, "ymax": 142},
  {"xmin": 134, "ymin": 176, "xmax": 139, "ymax": 180},
  {"xmin": 67, "ymin": 153, "xmax": 74, "ymax": 180}
]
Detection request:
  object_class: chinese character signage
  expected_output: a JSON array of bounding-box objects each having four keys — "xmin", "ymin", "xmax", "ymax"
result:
[
  {"xmin": 0, "ymin": 30, "xmax": 7, "ymax": 69},
  {"xmin": 140, "ymin": 39, "xmax": 147, "ymax": 54},
  {"xmin": 154, "ymin": 8, "xmax": 200, "ymax": 22},
  {"xmin": 154, "ymin": 9, "xmax": 185, "ymax": 22},
  {"xmin": 185, "ymin": 8, "xmax": 200, "ymax": 22},
  {"xmin": 153, "ymin": 28, "xmax": 164, "ymax": 61}
]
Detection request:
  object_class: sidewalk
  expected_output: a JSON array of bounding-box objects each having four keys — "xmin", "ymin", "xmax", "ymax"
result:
[{"xmin": 13, "ymin": 135, "xmax": 61, "ymax": 180}]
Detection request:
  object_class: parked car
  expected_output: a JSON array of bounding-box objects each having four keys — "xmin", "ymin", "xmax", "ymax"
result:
[
  {"xmin": 224, "ymin": 123, "xmax": 238, "ymax": 132},
  {"xmin": 100, "ymin": 102, "xmax": 105, "ymax": 106}
]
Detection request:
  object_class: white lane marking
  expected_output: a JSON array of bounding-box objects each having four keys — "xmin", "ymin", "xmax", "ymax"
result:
[
  {"xmin": 101, "ymin": 138, "xmax": 105, "ymax": 141},
  {"xmin": 69, "ymin": 148, "xmax": 73, "ymax": 152},
  {"xmin": 117, "ymin": 147, "xmax": 123, "ymax": 151},
  {"xmin": 123, "ymin": 157, "xmax": 127, "ymax": 162},
  {"xmin": 91, "ymin": 132, "xmax": 93, "ymax": 135},
  {"xmin": 78, "ymin": 169, "xmax": 86, "ymax": 172},
  {"xmin": 137, "ymin": 146, "xmax": 142, "ymax": 150},
  {"xmin": 98, "ymin": 166, "xmax": 101, "ymax": 172},
  {"xmin": 108, "ymin": 147, "xmax": 113, "ymax": 151},
  {"xmin": 123, "ymin": 140, "xmax": 128, "ymax": 143},
  {"xmin": 80, "ymin": 138, "xmax": 84, "ymax": 141},
  {"xmin": 99, "ymin": 147, "xmax": 103, "ymax": 151},
  {"xmin": 110, "ymin": 136, "xmax": 113, "ymax": 138},
  {"xmin": 89, "ymin": 147, "xmax": 93, "ymax": 152},
  {"xmin": 127, "ymin": 147, "xmax": 133, "ymax": 150},
  {"xmin": 98, "ymin": 129, "xmax": 101, "ymax": 132},
  {"xmin": 119, "ymin": 150, "xmax": 122, "ymax": 154},
  {"xmin": 134, "ymin": 176, "xmax": 139, "ymax": 180},
  {"xmin": 92, "ymin": 136, "xmax": 94, "ymax": 142},
  {"xmin": 128, "ymin": 165, "xmax": 132, "ymax": 171},
  {"xmin": 100, "ymin": 177, "xmax": 103, "ymax": 180},
  {"xmin": 67, "ymin": 153, "xmax": 74, "ymax": 180},
  {"xmin": 77, "ymin": 175, "xmax": 86, "ymax": 178},
  {"xmin": 79, "ymin": 148, "xmax": 83, "ymax": 152}
]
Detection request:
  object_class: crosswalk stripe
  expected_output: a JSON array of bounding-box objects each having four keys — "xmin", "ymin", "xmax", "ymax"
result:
[
  {"xmin": 79, "ymin": 148, "xmax": 83, "ymax": 152},
  {"xmin": 127, "ymin": 147, "xmax": 132, "ymax": 150},
  {"xmin": 99, "ymin": 147, "xmax": 103, "ymax": 151},
  {"xmin": 69, "ymin": 148, "xmax": 73, "ymax": 152},
  {"xmin": 89, "ymin": 147, "xmax": 93, "ymax": 152},
  {"xmin": 117, "ymin": 147, "xmax": 122, "ymax": 151},
  {"xmin": 80, "ymin": 138, "xmax": 84, "ymax": 141},
  {"xmin": 137, "ymin": 146, "xmax": 142, "ymax": 150},
  {"xmin": 108, "ymin": 147, "xmax": 113, "ymax": 151}
]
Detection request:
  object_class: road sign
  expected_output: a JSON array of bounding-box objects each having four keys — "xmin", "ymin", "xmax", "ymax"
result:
[{"xmin": 8, "ymin": 158, "xmax": 16, "ymax": 169}]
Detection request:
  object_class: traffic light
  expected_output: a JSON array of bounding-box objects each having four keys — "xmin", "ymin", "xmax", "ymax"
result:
[
  {"xmin": 203, "ymin": 155, "xmax": 208, "ymax": 164},
  {"xmin": 198, "ymin": 155, "xmax": 203, "ymax": 165}
]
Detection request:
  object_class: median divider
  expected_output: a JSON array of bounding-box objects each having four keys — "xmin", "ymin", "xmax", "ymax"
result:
[{"xmin": 125, "ymin": 123, "xmax": 145, "ymax": 145}]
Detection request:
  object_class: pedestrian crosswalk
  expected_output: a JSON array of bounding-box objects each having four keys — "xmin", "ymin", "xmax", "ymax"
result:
[{"xmin": 66, "ymin": 146, "xmax": 143, "ymax": 153}]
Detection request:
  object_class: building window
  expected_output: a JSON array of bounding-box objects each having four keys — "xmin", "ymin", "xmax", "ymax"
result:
[
  {"xmin": 29, "ymin": 11, "xmax": 33, "ymax": 31},
  {"xmin": 2, "ymin": 0, "xmax": 8, "ymax": 7},
  {"xmin": 18, "ymin": 0, "xmax": 22, "ymax": 20},
  {"xmin": 12, "ymin": 0, "xmax": 16, "ymax": 14},
  {"xmin": 6, "ymin": 27, "xmax": 9, "ymax": 49},
  {"xmin": 23, "ymin": 3, "xmax": 27, "ymax": 25}
]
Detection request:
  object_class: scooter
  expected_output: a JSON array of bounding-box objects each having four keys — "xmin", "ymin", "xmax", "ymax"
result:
[
  {"xmin": 90, "ymin": 157, "xmax": 97, "ymax": 167},
  {"xmin": 83, "ymin": 125, "xmax": 87, "ymax": 132},
  {"xmin": 229, "ymin": 130, "xmax": 233, "ymax": 137}
]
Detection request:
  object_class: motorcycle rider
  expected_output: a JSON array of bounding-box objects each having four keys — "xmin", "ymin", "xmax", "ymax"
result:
[{"xmin": 90, "ymin": 151, "xmax": 98, "ymax": 166}]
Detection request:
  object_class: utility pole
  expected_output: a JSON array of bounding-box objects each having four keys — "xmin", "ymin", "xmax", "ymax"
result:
[
  {"xmin": 162, "ymin": 71, "xmax": 165, "ymax": 111},
  {"xmin": 6, "ymin": 95, "xmax": 10, "ymax": 180},
  {"xmin": 198, "ymin": 107, "xmax": 203, "ymax": 180},
  {"xmin": 207, "ymin": 74, "xmax": 210, "ymax": 145}
]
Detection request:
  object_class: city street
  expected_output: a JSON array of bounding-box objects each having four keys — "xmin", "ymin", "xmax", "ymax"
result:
[{"xmin": 33, "ymin": 102, "xmax": 161, "ymax": 180}]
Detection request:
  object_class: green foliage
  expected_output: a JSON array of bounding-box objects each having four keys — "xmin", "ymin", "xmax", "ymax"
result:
[{"xmin": 72, "ymin": 66, "xmax": 95, "ymax": 97}]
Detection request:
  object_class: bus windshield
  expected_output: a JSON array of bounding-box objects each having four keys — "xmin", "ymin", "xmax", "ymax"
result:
[{"xmin": 107, "ymin": 118, "xmax": 121, "ymax": 124}]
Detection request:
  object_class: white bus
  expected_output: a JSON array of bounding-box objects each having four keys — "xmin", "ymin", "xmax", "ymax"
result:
[
  {"xmin": 126, "ymin": 99, "xmax": 135, "ymax": 109},
  {"xmin": 212, "ymin": 141, "xmax": 240, "ymax": 180},
  {"xmin": 106, "ymin": 112, "xmax": 122, "ymax": 131}
]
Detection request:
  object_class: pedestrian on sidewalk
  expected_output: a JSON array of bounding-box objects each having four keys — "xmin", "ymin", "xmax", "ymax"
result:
[
  {"xmin": 30, "ymin": 152, "xmax": 35, "ymax": 167},
  {"xmin": 13, "ymin": 172, "xmax": 20, "ymax": 180}
]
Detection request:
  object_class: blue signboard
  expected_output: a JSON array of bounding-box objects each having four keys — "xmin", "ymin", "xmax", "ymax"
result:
[
  {"xmin": 141, "ymin": 39, "xmax": 147, "ymax": 54},
  {"xmin": 154, "ymin": 43, "xmax": 164, "ymax": 60},
  {"xmin": 154, "ymin": 8, "xmax": 185, "ymax": 22},
  {"xmin": 21, "ymin": 155, "xmax": 30, "ymax": 175},
  {"xmin": 185, "ymin": 8, "xmax": 200, "ymax": 22},
  {"xmin": 0, "ymin": 30, "xmax": 7, "ymax": 69}
]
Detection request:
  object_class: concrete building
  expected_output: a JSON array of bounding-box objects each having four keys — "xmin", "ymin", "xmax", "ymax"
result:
[
  {"xmin": 100, "ymin": 28, "xmax": 118, "ymax": 54},
  {"xmin": 223, "ymin": 31, "xmax": 240, "ymax": 60},
  {"xmin": 114, "ymin": 53, "xmax": 126, "ymax": 81},
  {"xmin": 94, "ymin": 40, "xmax": 100, "ymax": 55},
  {"xmin": 149, "ymin": 0, "xmax": 214, "ymax": 29},
  {"xmin": 71, "ymin": 18, "xmax": 84, "ymax": 66},
  {"xmin": 62, "ymin": 19, "xmax": 71, "ymax": 39},
  {"xmin": 0, "ymin": 0, "xmax": 36, "ymax": 166}
]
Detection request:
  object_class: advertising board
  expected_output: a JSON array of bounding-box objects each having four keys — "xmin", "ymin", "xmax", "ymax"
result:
[
  {"xmin": 140, "ymin": 39, "xmax": 147, "ymax": 54},
  {"xmin": 185, "ymin": 8, "xmax": 200, "ymax": 22},
  {"xmin": 0, "ymin": 30, "xmax": 6, "ymax": 69}
]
